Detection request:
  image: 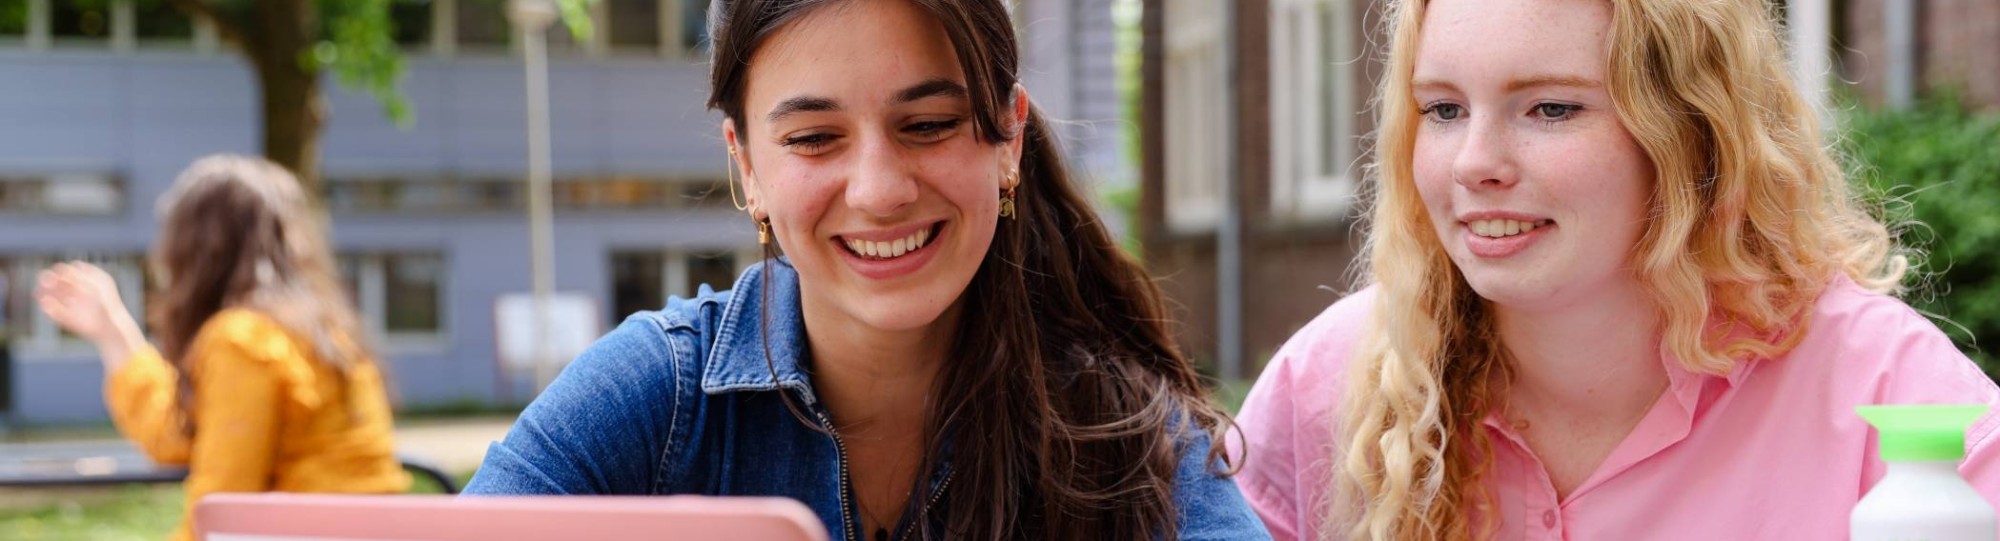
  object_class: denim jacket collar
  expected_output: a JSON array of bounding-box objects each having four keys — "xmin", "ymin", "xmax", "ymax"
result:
[{"xmin": 698, "ymin": 258, "xmax": 821, "ymax": 404}]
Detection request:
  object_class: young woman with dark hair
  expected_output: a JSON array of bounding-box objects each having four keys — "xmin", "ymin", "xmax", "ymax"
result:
[{"xmin": 463, "ymin": 1, "xmax": 1266, "ymax": 540}]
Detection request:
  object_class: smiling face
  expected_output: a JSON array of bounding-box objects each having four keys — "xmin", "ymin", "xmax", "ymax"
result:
[
  {"xmin": 725, "ymin": 0, "xmax": 1025, "ymax": 336},
  {"xmin": 1409, "ymin": 0, "xmax": 1654, "ymax": 311}
]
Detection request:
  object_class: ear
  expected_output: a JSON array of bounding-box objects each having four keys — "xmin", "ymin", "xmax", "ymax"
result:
[
  {"xmin": 1002, "ymin": 84, "xmax": 1031, "ymax": 189},
  {"xmin": 722, "ymin": 117, "xmax": 765, "ymax": 217}
]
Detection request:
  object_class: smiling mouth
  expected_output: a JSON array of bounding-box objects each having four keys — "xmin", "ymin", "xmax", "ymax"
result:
[
  {"xmin": 1466, "ymin": 218, "xmax": 1554, "ymax": 238},
  {"xmin": 839, "ymin": 222, "xmax": 944, "ymax": 261}
]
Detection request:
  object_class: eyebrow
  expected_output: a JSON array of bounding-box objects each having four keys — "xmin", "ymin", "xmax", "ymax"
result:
[
  {"xmin": 894, "ymin": 78, "xmax": 969, "ymax": 104},
  {"xmin": 1505, "ymin": 75, "xmax": 1601, "ymax": 92},
  {"xmin": 766, "ymin": 96, "xmax": 841, "ymax": 123},
  {"xmin": 763, "ymin": 78, "xmax": 970, "ymax": 124},
  {"xmin": 1410, "ymin": 74, "xmax": 1603, "ymax": 93}
]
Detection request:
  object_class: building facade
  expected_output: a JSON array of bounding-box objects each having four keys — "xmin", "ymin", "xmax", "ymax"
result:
[
  {"xmin": 0, "ymin": 0, "xmax": 1128, "ymax": 424},
  {"xmin": 1142, "ymin": 0, "xmax": 1377, "ymax": 379}
]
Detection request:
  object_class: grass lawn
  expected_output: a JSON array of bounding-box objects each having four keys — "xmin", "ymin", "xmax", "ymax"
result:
[
  {"xmin": 1214, "ymin": 378, "xmax": 1256, "ymax": 415},
  {"xmin": 0, "ymin": 381, "xmax": 1260, "ymax": 541},
  {"xmin": 0, "ymin": 470, "xmax": 474, "ymax": 541},
  {"xmin": 0, "ymin": 484, "xmax": 182, "ymax": 541}
]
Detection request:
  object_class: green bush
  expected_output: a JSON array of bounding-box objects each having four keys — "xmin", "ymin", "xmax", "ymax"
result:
[{"xmin": 1842, "ymin": 93, "xmax": 2000, "ymax": 377}]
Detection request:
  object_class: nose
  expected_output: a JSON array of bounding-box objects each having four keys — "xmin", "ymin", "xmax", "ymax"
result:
[
  {"xmin": 1451, "ymin": 116, "xmax": 1519, "ymax": 190},
  {"xmin": 844, "ymin": 134, "xmax": 919, "ymax": 218}
]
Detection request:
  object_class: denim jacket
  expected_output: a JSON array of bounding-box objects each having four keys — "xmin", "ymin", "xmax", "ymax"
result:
[{"xmin": 463, "ymin": 260, "xmax": 1270, "ymax": 541}]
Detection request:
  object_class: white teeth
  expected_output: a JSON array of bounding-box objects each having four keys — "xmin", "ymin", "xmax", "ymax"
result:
[
  {"xmin": 843, "ymin": 227, "xmax": 934, "ymax": 260},
  {"xmin": 1469, "ymin": 219, "xmax": 1545, "ymax": 238}
]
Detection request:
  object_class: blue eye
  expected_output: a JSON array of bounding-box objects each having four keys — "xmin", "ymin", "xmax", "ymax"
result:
[
  {"xmin": 1420, "ymin": 103, "xmax": 1464, "ymax": 122},
  {"xmin": 1531, "ymin": 103, "xmax": 1582, "ymax": 122}
]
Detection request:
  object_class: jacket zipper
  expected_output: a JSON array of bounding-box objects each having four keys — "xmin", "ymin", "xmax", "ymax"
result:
[
  {"xmin": 813, "ymin": 408, "xmax": 859, "ymax": 541},
  {"xmin": 898, "ymin": 466, "xmax": 954, "ymax": 540}
]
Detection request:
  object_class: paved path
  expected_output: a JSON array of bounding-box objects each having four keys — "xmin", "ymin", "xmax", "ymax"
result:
[{"xmin": 393, "ymin": 415, "xmax": 516, "ymax": 474}]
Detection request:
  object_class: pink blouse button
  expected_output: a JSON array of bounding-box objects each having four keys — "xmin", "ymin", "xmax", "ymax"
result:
[{"xmin": 1542, "ymin": 510, "xmax": 1557, "ymax": 528}]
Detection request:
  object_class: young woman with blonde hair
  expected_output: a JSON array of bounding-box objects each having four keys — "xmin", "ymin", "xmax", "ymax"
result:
[
  {"xmin": 37, "ymin": 155, "xmax": 409, "ymax": 541},
  {"xmin": 1230, "ymin": 0, "xmax": 2000, "ymax": 539}
]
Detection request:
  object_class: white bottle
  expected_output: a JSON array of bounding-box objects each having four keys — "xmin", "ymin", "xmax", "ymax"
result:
[{"xmin": 1852, "ymin": 404, "xmax": 1998, "ymax": 541}]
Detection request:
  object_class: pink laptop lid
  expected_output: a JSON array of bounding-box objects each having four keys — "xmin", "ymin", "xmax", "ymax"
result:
[{"xmin": 195, "ymin": 494, "xmax": 829, "ymax": 541}]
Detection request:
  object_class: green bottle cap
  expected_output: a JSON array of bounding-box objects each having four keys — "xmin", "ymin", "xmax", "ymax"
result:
[{"xmin": 1857, "ymin": 404, "xmax": 1989, "ymax": 462}]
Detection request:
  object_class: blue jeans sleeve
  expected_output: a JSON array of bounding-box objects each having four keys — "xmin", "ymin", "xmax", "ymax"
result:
[
  {"xmin": 462, "ymin": 317, "xmax": 688, "ymax": 496},
  {"xmin": 1176, "ymin": 424, "xmax": 1275, "ymax": 540}
]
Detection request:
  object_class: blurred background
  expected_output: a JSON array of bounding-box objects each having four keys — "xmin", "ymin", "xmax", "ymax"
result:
[{"xmin": 0, "ymin": 0, "xmax": 1994, "ymax": 538}]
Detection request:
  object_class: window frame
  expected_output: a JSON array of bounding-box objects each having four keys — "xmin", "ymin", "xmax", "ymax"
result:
[
  {"xmin": 7, "ymin": 253, "xmax": 147, "ymax": 360},
  {"xmin": 343, "ymin": 251, "xmax": 450, "ymax": 351},
  {"xmin": 1160, "ymin": 0, "xmax": 1228, "ymax": 234},
  {"xmin": 1268, "ymin": 0, "xmax": 1361, "ymax": 223}
]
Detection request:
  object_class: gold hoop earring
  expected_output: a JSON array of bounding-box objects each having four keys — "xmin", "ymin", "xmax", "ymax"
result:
[
  {"xmin": 998, "ymin": 169, "xmax": 1019, "ymax": 220},
  {"xmin": 757, "ymin": 218, "xmax": 771, "ymax": 245},
  {"xmin": 726, "ymin": 146, "xmax": 749, "ymax": 211}
]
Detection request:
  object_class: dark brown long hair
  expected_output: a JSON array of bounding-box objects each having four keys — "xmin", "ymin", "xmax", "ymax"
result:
[
  {"xmin": 150, "ymin": 154, "xmax": 375, "ymax": 434},
  {"xmin": 707, "ymin": 1, "xmax": 1234, "ymax": 539}
]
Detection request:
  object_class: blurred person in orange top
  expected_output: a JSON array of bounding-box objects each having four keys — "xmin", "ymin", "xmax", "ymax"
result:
[{"xmin": 36, "ymin": 154, "xmax": 409, "ymax": 541}]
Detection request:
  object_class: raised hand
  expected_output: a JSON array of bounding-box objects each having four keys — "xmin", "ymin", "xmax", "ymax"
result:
[{"xmin": 37, "ymin": 261, "xmax": 148, "ymax": 372}]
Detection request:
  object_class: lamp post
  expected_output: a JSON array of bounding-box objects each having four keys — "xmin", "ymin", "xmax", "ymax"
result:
[{"xmin": 507, "ymin": 0, "xmax": 559, "ymax": 396}]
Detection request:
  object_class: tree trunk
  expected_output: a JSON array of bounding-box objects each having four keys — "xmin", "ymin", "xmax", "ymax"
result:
[
  {"xmin": 251, "ymin": 0, "xmax": 324, "ymax": 198},
  {"xmin": 257, "ymin": 62, "xmax": 324, "ymax": 196},
  {"xmin": 165, "ymin": 0, "xmax": 328, "ymax": 207}
]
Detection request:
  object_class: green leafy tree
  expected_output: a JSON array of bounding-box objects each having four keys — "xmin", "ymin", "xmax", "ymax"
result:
[
  {"xmin": 1845, "ymin": 92, "xmax": 2000, "ymax": 378},
  {"xmin": 128, "ymin": 0, "xmax": 593, "ymax": 196}
]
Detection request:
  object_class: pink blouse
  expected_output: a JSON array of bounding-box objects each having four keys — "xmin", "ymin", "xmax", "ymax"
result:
[{"xmin": 1228, "ymin": 276, "xmax": 2000, "ymax": 540}]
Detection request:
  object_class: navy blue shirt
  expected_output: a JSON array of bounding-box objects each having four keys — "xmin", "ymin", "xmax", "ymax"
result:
[{"xmin": 464, "ymin": 260, "xmax": 1269, "ymax": 540}]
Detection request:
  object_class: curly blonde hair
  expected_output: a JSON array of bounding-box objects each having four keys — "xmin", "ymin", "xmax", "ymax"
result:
[{"xmin": 1331, "ymin": 0, "xmax": 1907, "ymax": 538}]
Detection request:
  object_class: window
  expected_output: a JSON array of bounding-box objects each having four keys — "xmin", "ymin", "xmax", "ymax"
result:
[
  {"xmin": 678, "ymin": 178, "xmax": 731, "ymax": 209},
  {"xmin": 0, "ymin": 0, "xmax": 27, "ymax": 39},
  {"xmin": 676, "ymin": 0, "xmax": 706, "ymax": 54},
  {"xmin": 607, "ymin": 249, "xmax": 748, "ymax": 322},
  {"xmin": 596, "ymin": 0, "xmax": 706, "ymax": 57},
  {"xmin": 133, "ymin": 0, "xmax": 192, "ymax": 46},
  {"xmin": 3, "ymin": 254, "xmax": 147, "ymax": 355},
  {"xmin": 460, "ymin": 178, "xmax": 526, "ymax": 211},
  {"xmin": 51, "ymin": 0, "xmax": 111, "ymax": 47},
  {"xmin": 608, "ymin": 251, "xmax": 664, "ymax": 323},
  {"xmin": 340, "ymin": 252, "xmax": 446, "ymax": 341},
  {"xmin": 455, "ymin": 0, "xmax": 509, "ymax": 48},
  {"xmin": 553, "ymin": 177, "xmax": 680, "ymax": 210},
  {"xmin": 382, "ymin": 254, "xmax": 443, "ymax": 333},
  {"xmin": 390, "ymin": 0, "xmax": 434, "ymax": 47},
  {"xmin": 0, "ymin": 173, "xmax": 126, "ymax": 214},
  {"xmin": 325, "ymin": 175, "xmax": 713, "ymax": 213},
  {"xmin": 2, "ymin": 0, "xmax": 206, "ymax": 51},
  {"xmin": 686, "ymin": 251, "xmax": 737, "ymax": 296},
  {"xmin": 1269, "ymin": 0, "xmax": 1362, "ymax": 221},
  {"xmin": 605, "ymin": 0, "xmax": 658, "ymax": 50},
  {"xmin": 1161, "ymin": 0, "xmax": 1227, "ymax": 233},
  {"xmin": 455, "ymin": 0, "xmax": 579, "ymax": 53}
]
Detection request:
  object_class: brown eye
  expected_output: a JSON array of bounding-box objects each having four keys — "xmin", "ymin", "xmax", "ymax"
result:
[
  {"xmin": 781, "ymin": 133, "xmax": 840, "ymax": 155},
  {"xmin": 903, "ymin": 119, "xmax": 963, "ymax": 142}
]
